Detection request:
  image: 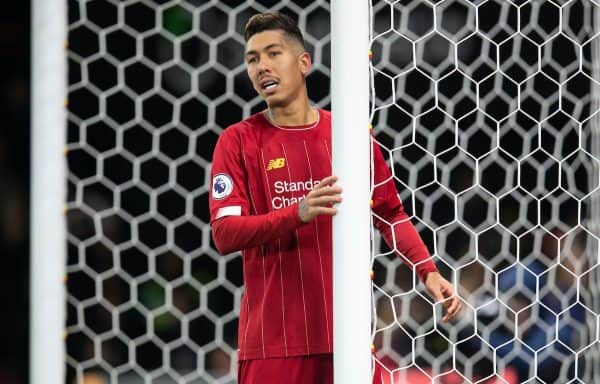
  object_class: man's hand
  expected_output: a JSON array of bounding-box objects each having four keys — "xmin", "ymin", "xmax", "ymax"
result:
[
  {"xmin": 298, "ymin": 175, "xmax": 343, "ymax": 223},
  {"xmin": 424, "ymin": 271, "xmax": 462, "ymax": 322}
]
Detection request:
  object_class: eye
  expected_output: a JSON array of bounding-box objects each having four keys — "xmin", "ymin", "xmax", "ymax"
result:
[
  {"xmin": 269, "ymin": 51, "xmax": 281, "ymax": 57},
  {"xmin": 247, "ymin": 56, "xmax": 257, "ymax": 64}
]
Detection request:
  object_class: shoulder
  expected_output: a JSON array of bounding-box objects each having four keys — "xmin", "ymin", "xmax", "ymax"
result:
[
  {"xmin": 219, "ymin": 112, "xmax": 265, "ymax": 139},
  {"xmin": 317, "ymin": 109, "xmax": 331, "ymax": 135},
  {"xmin": 319, "ymin": 109, "xmax": 331, "ymax": 122},
  {"xmin": 217, "ymin": 112, "xmax": 264, "ymax": 144}
]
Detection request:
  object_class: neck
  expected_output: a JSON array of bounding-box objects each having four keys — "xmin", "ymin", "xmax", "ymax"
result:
[{"xmin": 266, "ymin": 96, "xmax": 317, "ymax": 127}]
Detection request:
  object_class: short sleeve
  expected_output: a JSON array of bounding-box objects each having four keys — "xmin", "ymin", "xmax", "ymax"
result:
[
  {"xmin": 209, "ymin": 128, "xmax": 251, "ymax": 222},
  {"xmin": 371, "ymin": 139, "xmax": 402, "ymax": 218}
]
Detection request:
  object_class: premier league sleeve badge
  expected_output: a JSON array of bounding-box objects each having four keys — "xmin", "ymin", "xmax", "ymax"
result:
[{"xmin": 212, "ymin": 173, "xmax": 234, "ymax": 200}]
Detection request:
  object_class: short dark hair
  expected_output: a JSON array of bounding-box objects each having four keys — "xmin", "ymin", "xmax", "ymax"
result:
[{"xmin": 244, "ymin": 12, "xmax": 305, "ymax": 49}]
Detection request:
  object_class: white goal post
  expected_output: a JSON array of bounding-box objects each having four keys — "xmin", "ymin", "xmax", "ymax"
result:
[
  {"xmin": 30, "ymin": 0, "xmax": 67, "ymax": 383},
  {"xmin": 331, "ymin": 0, "xmax": 372, "ymax": 383}
]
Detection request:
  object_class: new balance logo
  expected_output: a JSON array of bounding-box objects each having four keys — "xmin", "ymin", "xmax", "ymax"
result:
[{"xmin": 266, "ymin": 158, "xmax": 285, "ymax": 171}]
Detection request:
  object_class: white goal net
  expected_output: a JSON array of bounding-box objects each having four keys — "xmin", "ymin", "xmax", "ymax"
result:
[
  {"xmin": 64, "ymin": 0, "xmax": 600, "ymax": 383},
  {"xmin": 370, "ymin": 0, "xmax": 600, "ymax": 383}
]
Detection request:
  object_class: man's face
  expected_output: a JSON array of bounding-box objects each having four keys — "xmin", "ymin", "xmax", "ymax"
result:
[{"xmin": 245, "ymin": 30, "xmax": 310, "ymax": 108}]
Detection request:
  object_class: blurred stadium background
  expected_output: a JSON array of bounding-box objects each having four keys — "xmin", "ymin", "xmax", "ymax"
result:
[
  {"xmin": 0, "ymin": 1, "xmax": 31, "ymax": 383},
  {"xmin": 66, "ymin": 1, "xmax": 329, "ymax": 383},
  {"xmin": 1, "ymin": 0, "xmax": 599, "ymax": 383}
]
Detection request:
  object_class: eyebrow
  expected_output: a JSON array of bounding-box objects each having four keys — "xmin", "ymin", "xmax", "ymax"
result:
[{"xmin": 246, "ymin": 43, "xmax": 284, "ymax": 57}]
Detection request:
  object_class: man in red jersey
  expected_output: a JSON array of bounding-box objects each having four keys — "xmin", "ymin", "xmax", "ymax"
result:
[{"xmin": 209, "ymin": 12, "xmax": 462, "ymax": 384}]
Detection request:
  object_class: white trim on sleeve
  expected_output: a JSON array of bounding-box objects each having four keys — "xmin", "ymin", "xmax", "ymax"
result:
[{"xmin": 215, "ymin": 206, "xmax": 242, "ymax": 219}]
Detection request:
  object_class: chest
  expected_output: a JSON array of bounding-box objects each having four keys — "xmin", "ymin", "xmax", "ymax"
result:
[{"xmin": 242, "ymin": 129, "xmax": 332, "ymax": 213}]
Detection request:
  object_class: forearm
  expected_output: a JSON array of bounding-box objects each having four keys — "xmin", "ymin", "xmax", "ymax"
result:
[
  {"xmin": 211, "ymin": 205, "xmax": 304, "ymax": 254},
  {"xmin": 374, "ymin": 207, "xmax": 438, "ymax": 282}
]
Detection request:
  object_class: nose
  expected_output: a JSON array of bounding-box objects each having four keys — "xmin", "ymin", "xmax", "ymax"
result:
[{"xmin": 257, "ymin": 57, "xmax": 271, "ymax": 76}]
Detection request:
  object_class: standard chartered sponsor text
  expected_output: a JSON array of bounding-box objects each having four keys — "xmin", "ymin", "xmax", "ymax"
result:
[{"xmin": 272, "ymin": 179, "xmax": 320, "ymax": 209}]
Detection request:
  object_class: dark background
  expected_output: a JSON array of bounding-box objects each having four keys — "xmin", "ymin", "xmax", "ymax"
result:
[
  {"xmin": 0, "ymin": 1, "xmax": 31, "ymax": 383},
  {"xmin": 1, "ymin": 1, "xmax": 597, "ymax": 383}
]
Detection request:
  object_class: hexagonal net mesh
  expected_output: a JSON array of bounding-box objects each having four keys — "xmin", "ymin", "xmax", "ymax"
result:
[
  {"xmin": 66, "ymin": 1, "xmax": 330, "ymax": 383},
  {"xmin": 370, "ymin": 0, "xmax": 600, "ymax": 383},
  {"xmin": 64, "ymin": 0, "xmax": 600, "ymax": 383}
]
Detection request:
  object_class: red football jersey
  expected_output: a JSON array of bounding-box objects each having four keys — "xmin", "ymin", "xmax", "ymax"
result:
[{"xmin": 209, "ymin": 109, "xmax": 435, "ymax": 360}]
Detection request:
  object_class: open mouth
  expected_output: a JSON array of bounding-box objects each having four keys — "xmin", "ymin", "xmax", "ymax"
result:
[{"xmin": 261, "ymin": 79, "xmax": 279, "ymax": 92}]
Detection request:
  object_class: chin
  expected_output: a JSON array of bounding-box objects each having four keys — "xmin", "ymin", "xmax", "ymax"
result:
[
  {"xmin": 265, "ymin": 95, "xmax": 287, "ymax": 109},
  {"xmin": 266, "ymin": 90, "xmax": 297, "ymax": 107}
]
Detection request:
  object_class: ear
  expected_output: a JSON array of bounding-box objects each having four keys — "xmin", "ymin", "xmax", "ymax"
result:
[{"xmin": 298, "ymin": 51, "xmax": 312, "ymax": 77}]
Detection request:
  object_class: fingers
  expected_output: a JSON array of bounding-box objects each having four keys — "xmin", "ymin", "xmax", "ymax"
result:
[
  {"xmin": 442, "ymin": 296, "xmax": 462, "ymax": 322},
  {"xmin": 315, "ymin": 175, "xmax": 338, "ymax": 189},
  {"xmin": 431, "ymin": 290, "xmax": 445, "ymax": 303},
  {"xmin": 425, "ymin": 272, "xmax": 447, "ymax": 303},
  {"xmin": 312, "ymin": 206, "xmax": 338, "ymax": 217},
  {"xmin": 450, "ymin": 298, "xmax": 462, "ymax": 319},
  {"xmin": 297, "ymin": 176, "xmax": 343, "ymax": 222},
  {"xmin": 432, "ymin": 280, "xmax": 461, "ymax": 323},
  {"xmin": 303, "ymin": 199, "xmax": 339, "ymax": 219},
  {"xmin": 309, "ymin": 186, "xmax": 343, "ymax": 200},
  {"xmin": 308, "ymin": 194, "xmax": 342, "ymax": 207}
]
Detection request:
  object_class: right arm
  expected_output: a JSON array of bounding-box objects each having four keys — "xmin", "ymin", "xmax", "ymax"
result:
[
  {"xmin": 209, "ymin": 128, "xmax": 341, "ymax": 255},
  {"xmin": 212, "ymin": 175, "xmax": 342, "ymax": 254},
  {"xmin": 211, "ymin": 205, "xmax": 302, "ymax": 254}
]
